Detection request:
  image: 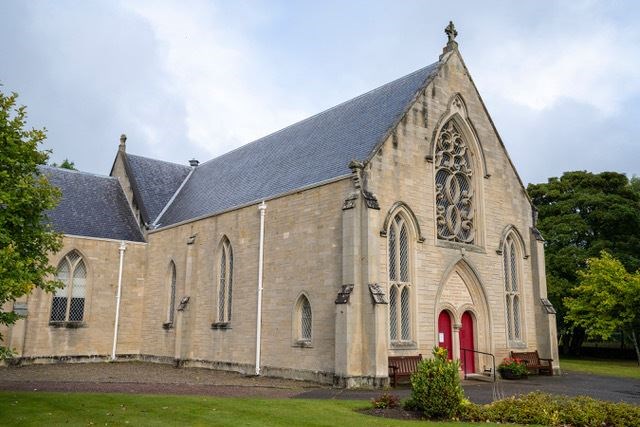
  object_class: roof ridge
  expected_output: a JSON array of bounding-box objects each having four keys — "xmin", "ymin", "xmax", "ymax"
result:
[
  {"xmin": 198, "ymin": 62, "xmax": 438, "ymax": 169},
  {"xmin": 152, "ymin": 166, "xmax": 196, "ymax": 227},
  {"xmin": 40, "ymin": 165, "xmax": 117, "ymax": 180},
  {"xmin": 126, "ymin": 152, "xmax": 192, "ymax": 169}
]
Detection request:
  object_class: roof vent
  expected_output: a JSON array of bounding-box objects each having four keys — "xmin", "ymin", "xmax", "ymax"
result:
[{"xmin": 189, "ymin": 158, "xmax": 199, "ymax": 167}]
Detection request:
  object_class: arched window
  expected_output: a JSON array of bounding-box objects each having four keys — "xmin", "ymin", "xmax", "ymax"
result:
[
  {"xmin": 166, "ymin": 261, "xmax": 177, "ymax": 325},
  {"xmin": 388, "ymin": 214, "xmax": 412, "ymax": 343},
  {"xmin": 217, "ymin": 237, "xmax": 233, "ymax": 323},
  {"xmin": 50, "ymin": 250, "xmax": 86, "ymax": 322},
  {"xmin": 294, "ymin": 294, "xmax": 312, "ymax": 343},
  {"xmin": 435, "ymin": 119, "xmax": 475, "ymax": 244},
  {"xmin": 503, "ymin": 236, "xmax": 522, "ymax": 342}
]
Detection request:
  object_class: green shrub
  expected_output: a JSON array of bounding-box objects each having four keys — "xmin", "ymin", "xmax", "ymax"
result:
[
  {"xmin": 457, "ymin": 392, "xmax": 640, "ymax": 427},
  {"xmin": 405, "ymin": 347, "xmax": 464, "ymax": 419},
  {"xmin": 370, "ymin": 392, "xmax": 400, "ymax": 409}
]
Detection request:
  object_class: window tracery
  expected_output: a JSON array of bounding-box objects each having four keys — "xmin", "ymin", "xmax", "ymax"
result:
[
  {"xmin": 388, "ymin": 215, "xmax": 412, "ymax": 343},
  {"xmin": 166, "ymin": 261, "xmax": 176, "ymax": 325},
  {"xmin": 217, "ymin": 237, "xmax": 233, "ymax": 323},
  {"xmin": 435, "ymin": 119, "xmax": 475, "ymax": 244},
  {"xmin": 50, "ymin": 250, "xmax": 86, "ymax": 322},
  {"xmin": 295, "ymin": 295, "xmax": 312, "ymax": 343},
  {"xmin": 503, "ymin": 236, "xmax": 522, "ymax": 342}
]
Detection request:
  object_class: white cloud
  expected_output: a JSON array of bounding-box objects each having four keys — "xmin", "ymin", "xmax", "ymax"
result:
[
  {"xmin": 124, "ymin": 0, "xmax": 307, "ymax": 157},
  {"xmin": 476, "ymin": 23, "xmax": 640, "ymax": 115}
]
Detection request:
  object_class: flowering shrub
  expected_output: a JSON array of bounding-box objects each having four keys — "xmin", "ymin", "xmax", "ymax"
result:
[
  {"xmin": 370, "ymin": 392, "xmax": 400, "ymax": 409},
  {"xmin": 497, "ymin": 357, "xmax": 528, "ymax": 377}
]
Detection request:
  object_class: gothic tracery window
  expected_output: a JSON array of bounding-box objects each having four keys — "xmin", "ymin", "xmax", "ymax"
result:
[
  {"xmin": 503, "ymin": 236, "xmax": 522, "ymax": 342},
  {"xmin": 50, "ymin": 250, "xmax": 87, "ymax": 322},
  {"xmin": 295, "ymin": 295, "xmax": 312, "ymax": 343},
  {"xmin": 217, "ymin": 237, "xmax": 233, "ymax": 323},
  {"xmin": 166, "ymin": 261, "xmax": 176, "ymax": 325},
  {"xmin": 388, "ymin": 214, "xmax": 412, "ymax": 343},
  {"xmin": 435, "ymin": 119, "xmax": 475, "ymax": 244}
]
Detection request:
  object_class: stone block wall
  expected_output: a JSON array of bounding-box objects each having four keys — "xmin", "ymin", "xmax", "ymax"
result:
[
  {"xmin": 7, "ymin": 236, "xmax": 147, "ymax": 360},
  {"xmin": 140, "ymin": 179, "xmax": 350, "ymax": 381}
]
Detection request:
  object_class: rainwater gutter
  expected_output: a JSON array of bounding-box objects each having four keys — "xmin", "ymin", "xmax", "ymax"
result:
[
  {"xmin": 111, "ymin": 241, "xmax": 127, "ymax": 360},
  {"xmin": 255, "ymin": 201, "xmax": 267, "ymax": 375}
]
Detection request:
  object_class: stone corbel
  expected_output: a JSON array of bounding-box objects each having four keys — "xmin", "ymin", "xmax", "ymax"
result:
[{"xmin": 342, "ymin": 160, "xmax": 380, "ymax": 210}]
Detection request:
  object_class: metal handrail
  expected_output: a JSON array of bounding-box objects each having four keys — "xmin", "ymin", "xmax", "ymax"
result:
[{"xmin": 460, "ymin": 348, "xmax": 496, "ymax": 382}]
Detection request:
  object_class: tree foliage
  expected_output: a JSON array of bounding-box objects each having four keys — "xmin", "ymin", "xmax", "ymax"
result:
[
  {"xmin": 51, "ymin": 158, "xmax": 76, "ymax": 170},
  {"xmin": 0, "ymin": 89, "xmax": 62, "ymax": 357},
  {"xmin": 565, "ymin": 251, "xmax": 640, "ymax": 365},
  {"xmin": 527, "ymin": 171, "xmax": 640, "ymax": 353}
]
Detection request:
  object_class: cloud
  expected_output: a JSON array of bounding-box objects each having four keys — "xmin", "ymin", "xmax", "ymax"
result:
[
  {"xmin": 474, "ymin": 17, "xmax": 640, "ymax": 115},
  {"xmin": 124, "ymin": 0, "xmax": 308, "ymax": 158}
]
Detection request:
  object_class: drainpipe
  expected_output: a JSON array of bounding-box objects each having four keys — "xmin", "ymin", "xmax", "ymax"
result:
[
  {"xmin": 255, "ymin": 201, "xmax": 267, "ymax": 375},
  {"xmin": 111, "ymin": 241, "xmax": 127, "ymax": 360}
]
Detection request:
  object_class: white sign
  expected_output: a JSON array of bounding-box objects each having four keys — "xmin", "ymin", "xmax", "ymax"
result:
[{"xmin": 438, "ymin": 332, "xmax": 445, "ymax": 343}]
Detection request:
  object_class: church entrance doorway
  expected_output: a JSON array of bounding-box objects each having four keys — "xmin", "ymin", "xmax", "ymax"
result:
[
  {"xmin": 437, "ymin": 310, "xmax": 453, "ymax": 360},
  {"xmin": 460, "ymin": 311, "xmax": 475, "ymax": 374}
]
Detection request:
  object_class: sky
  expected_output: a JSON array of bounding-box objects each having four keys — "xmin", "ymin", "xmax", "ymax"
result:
[{"xmin": 2, "ymin": 0, "xmax": 639, "ymax": 185}]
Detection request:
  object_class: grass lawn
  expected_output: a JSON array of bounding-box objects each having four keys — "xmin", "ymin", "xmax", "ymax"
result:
[
  {"xmin": 560, "ymin": 356, "xmax": 640, "ymax": 379},
  {"xmin": 0, "ymin": 391, "xmax": 504, "ymax": 426}
]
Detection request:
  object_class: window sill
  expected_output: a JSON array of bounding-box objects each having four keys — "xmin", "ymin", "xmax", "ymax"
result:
[
  {"xmin": 162, "ymin": 322, "xmax": 174, "ymax": 330},
  {"xmin": 435, "ymin": 240, "xmax": 486, "ymax": 254},
  {"xmin": 49, "ymin": 321, "xmax": 86, "ymax": 329},
  {"xmin": 293, "ymin": 340, "xmax": 312, "ymax": 348},
  {"xmin": 390, "ymin": 340, "xmax": 417, "ymax": 349},
  {"xmin": 509, "ymin": 341, "xmax": 527, "ymax": 349},
  {"xmin": 211, "ymin": 322, "xmax": 231, "ymax": 330}
]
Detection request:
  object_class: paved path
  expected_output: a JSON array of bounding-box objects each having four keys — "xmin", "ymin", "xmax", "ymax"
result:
[{"xmin": 1, "ymin": 362, "xmax": 639, "ymax": 405}]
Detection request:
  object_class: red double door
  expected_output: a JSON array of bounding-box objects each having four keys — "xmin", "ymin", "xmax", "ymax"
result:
[{"xmin": 438, "ymin": 310, "xmax": 475, "ymax": 374}]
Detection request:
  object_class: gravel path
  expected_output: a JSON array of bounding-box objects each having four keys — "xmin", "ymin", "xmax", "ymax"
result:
[{"xmin": 0, "ymin": 362, "xmax": 326, "ymax": 398}]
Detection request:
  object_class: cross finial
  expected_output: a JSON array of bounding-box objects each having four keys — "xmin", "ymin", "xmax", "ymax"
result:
[
  {"xmin": 445, "ymin": 21, "xmax": 457, "ymax": 43},
  {"xmin": 440, "ymin": 21, "xmax": 459, "ymax": 59}
]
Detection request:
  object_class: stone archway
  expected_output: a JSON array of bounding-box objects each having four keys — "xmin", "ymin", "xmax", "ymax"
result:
[{"xmin": 435, "ymin": 258, "xmax": 492, "ymax": 374}]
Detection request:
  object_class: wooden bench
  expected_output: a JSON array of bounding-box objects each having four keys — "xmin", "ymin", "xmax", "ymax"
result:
[
  {"xmin": 510, "ymin": 350, "xmax": 553, "ymax": 376},
  {"xmin": 388, "ymin": 354, "xmax": 422, "ymax": 387}
]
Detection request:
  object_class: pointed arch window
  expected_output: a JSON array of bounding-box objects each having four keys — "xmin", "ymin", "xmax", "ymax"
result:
[
  {"xmin": 435, "ymin": 119, "xmax": 475, "ymax": 244},
  {"xmin": 217, "ymin": 238, "xmax": 233, "ymax": 324},
  {"xmin": 388, "ymin": 214, "xmax": 412, "ymax": 343},
  {"xmin": 503, "ymin": 236, "xmax": 522, "ymax": 342},
  {"xmin": 50, "ymin": 250, "xmax": 86, "ymax": 323},
  {"xmin": 164, "ymin": 261, "xmax": 177, "ymax": 327},
  {"xmin": 294, "ymin": 294, "xmax": 312, "ymax": 345}
]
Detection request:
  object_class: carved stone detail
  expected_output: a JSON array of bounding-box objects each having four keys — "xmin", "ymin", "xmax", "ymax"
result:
[
  {"xmin": 335, "ymin": 284, "xmax": 354, "ymax": 304},
  {"xmin": 342, "ymin": 160, "xmax": 379, "ymax": 210},
  {"xmin": 435, "ymin": 120, "xmax": 475, "ymax": 244},
  {"xmin": 368, "ymin": 283, "xmax": 388, "ymax": 304}
]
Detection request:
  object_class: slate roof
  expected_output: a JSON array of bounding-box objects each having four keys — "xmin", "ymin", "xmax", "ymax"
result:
[
  {"xmin": 157, "ymin": 62, "xmax": 440, "ymax": 227},
  {"xmin": 42, "ymin": 166, "xmax": 145, "ymax": 242},
  {"xmin": 123, "ymin": 154, "xmax": 191, "ymax": 224}
]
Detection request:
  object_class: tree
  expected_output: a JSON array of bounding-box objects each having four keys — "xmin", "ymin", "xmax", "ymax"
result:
[
  {"xmin": 0, "ymin": 89, "xmax": 62, "ymax": 358},
  {"xmin": 527, "ymin": 171, "xmax": 640, "ymax": 354},
  {"xmin": 51, "ymin": 158, "xmax": 76, "ymax": 170},
  {"xmin": 565, "ymin": 251, "xmax": 640, "ymax": 365}
]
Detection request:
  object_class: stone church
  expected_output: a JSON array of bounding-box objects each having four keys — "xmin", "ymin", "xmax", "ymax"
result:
[{"xmin": 2, "ymin": 25, "xmax": 559, "ymax": 387}]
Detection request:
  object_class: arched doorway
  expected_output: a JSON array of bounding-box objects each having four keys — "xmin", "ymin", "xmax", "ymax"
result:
[
  {"xmin": 437, "ymin": 311, "xmax": 453, "ymax": 360},
  {"xmin": 460, "ymin": 311, "xmax": 475, "ymax": 374}
]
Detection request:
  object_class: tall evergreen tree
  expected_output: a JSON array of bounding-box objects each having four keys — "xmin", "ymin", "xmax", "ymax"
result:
[{"xmin": 528, "ymin": 171, "xmax": 640, "ymax": 354}]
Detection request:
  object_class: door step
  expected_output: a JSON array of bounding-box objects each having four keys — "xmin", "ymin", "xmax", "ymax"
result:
[{"xmin": 465, "ymin": 373, "xmax": 495, "ymax": 382}]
